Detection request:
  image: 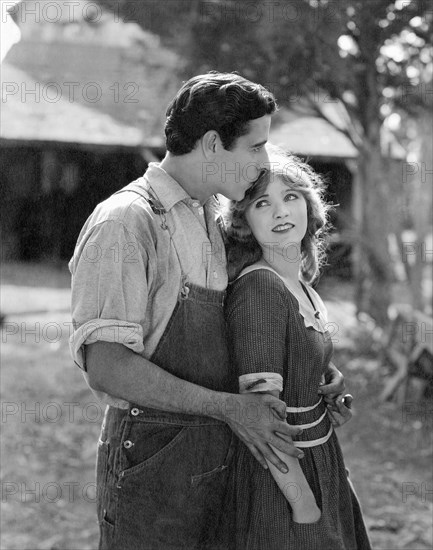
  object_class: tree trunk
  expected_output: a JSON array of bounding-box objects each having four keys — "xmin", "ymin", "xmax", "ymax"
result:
[
  {"xmin": 356, "ymin": 143, "xmax": 393, "ymax": 326},
  {"xmin": 408, "ymin": 114, "xmax": 433, "ymax": 313},
  {"xmin": 349, "ymin": 161, "xmax": 364, "ymax": 315}
]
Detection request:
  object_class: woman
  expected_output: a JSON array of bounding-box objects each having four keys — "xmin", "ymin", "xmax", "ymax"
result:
[{"xmin": 224, "ymin": 151, "xmax": 371, "ymax": 549}]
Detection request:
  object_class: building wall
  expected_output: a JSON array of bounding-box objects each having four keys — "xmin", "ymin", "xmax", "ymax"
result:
[
  {"xmin": 0, "ymin": 144, "xmax": 147, "ymax": 261},
  {"xmin": 309, "ymin": 160, "xmax": 353, "ymax": 279}
]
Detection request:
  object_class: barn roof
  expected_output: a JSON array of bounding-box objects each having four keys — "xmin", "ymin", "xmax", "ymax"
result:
[
  {"xmin": 270, "ymin": 102, "xmax": 406, "ymax": 160},
  {"xmin": 1, "ymin": 61, "xmax": 144, "ymax": 148},
  {"xmin": 270, "ymin": 111, "xmax": 359, "ymax": 159},
  {"xmin": 1, "ymin": 0, "xmax": 181, "ymax": 150}
]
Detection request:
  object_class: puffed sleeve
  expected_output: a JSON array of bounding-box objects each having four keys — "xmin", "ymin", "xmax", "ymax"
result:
[
  {"xmin": 225, "ymin": 270, "xmax": 288, "ymax": 394},
  {"xmin": 69, "ymin": 219, "xmax": 149, "ymax": 371}
]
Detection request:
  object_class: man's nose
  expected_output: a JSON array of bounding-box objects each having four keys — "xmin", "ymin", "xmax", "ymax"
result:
[{"xmin": 259, "ymin": 147, "xmax": 270, "ymax": 167}]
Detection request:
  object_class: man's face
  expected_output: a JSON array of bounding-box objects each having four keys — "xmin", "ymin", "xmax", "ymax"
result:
[{"xmin": 212, "ymin": 115, "xmax": 271, "ymax": 201}]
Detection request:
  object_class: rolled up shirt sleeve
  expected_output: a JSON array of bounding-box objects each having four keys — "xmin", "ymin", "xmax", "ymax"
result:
[
  {"xmin": 69, "ymin": 219, "xmax": 149, "ymax": 371},
  {"xmin": 70, "ymin": 318, "xmax": 144, "ymax": 370}
]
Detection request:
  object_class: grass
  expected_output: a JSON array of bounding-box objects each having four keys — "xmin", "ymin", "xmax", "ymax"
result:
[{"xmin": 1, "ymin": 308, "xmax": 101, "ymax": 549}]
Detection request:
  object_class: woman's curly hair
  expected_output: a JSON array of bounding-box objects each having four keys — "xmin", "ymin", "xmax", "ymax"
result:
[{"xmin": 224, "ymin": 149, "xmax": 332, "ymax": 284}]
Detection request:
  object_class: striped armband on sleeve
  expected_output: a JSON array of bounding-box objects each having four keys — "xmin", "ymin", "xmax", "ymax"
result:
[{"xmin": 239, "ymin": 372, "xmax": 283, "ymax": 394}]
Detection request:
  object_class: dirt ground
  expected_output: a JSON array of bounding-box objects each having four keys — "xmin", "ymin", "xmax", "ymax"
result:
[{"xmin": 1, "ymin": 263, "xmax": 432, "ymax": 550}]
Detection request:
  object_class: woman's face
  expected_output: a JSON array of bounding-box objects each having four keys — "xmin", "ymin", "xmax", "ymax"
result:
[{"xmin": 245, "ymin": 175, "xmax": 308, "ymax": 254}]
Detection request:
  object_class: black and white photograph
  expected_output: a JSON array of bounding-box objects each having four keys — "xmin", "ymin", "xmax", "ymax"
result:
[{"xmin": 1, "ymin": 1, "xmax": 432, "ymax": 548}]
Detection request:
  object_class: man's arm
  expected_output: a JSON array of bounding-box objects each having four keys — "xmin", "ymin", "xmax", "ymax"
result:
[{"xmin": 86, "ymin": 341, "xmax": 304, "ymax": 472}]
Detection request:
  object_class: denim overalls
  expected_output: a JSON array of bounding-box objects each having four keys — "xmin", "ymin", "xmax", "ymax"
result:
[{"xmin": 95, "ymin": 183, "xmax": 236, "ymax": 549}]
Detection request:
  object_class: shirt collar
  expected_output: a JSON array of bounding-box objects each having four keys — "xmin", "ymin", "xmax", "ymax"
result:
[
  {"xmin": 145, "ymin": 163, "xmax": 190, "ymax": 212},
  {"xmin": 145, "ymin": 163, "xmax": 220, "ymax": 216},
  {"xmin": 204, "ymin": 195, "xmax": 221, "ymax": 221}
]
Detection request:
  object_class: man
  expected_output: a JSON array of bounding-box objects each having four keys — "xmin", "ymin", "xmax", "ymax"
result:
[{"xmin": 70, "ymin": 72, "xmax": 345, "ymax": 549}]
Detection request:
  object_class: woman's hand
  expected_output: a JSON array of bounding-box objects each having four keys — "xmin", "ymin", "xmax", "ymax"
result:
[{"xmin": 326, "ymin": 394, "xmax": 353, "ymax": 427}]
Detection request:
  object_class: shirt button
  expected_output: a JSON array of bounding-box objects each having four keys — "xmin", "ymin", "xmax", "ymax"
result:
[
  {"xmin": 213, "ymin": 271, "xmax": 218, "ymax": 278},
  {"xmin": 198, "ymin": 207, "xmax": 204, "ymax": 215}
]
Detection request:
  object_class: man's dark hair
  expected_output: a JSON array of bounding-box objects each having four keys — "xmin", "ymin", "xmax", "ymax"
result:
[{"xmin": 165, "ymin": 72, "xmax": 277, "ymax": 155}]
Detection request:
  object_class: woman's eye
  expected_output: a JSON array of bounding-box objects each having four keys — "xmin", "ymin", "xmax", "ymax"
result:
[
  {"xmin": 255, "ymin": 200, "xmax": 268, "ymax": 208},
  {"xmin": 284, "ymin": 193, "xmax": 297, "ymax": 201}
]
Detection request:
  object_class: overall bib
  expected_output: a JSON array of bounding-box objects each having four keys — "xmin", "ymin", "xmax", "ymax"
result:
[{"xmin": 95, "ymin": 183, "xmax": 236, "ymax": 550}]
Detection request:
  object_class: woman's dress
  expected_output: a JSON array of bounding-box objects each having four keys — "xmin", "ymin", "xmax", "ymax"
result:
[{"xmin": 225, "ymin": 268, "xmax": 371, "ymax": 550}]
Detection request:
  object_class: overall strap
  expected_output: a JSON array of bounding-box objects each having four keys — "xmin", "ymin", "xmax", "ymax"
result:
[
  {"xmin": 114, "ymin": 179, "xmax": 167, "ymax": 225},
  {"xmin": 115, "ymin": 179, "xmax": 189, "ymax": 295}
]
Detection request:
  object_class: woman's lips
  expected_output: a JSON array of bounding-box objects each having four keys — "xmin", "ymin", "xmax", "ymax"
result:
[{"xmin": 272, "ymin": 223, "xmax": 294, "ymax": 233}]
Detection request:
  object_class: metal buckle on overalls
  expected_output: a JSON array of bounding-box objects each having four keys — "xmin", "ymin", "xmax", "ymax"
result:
[
  {"xmin": 180, "ymin": 276, "xmax": 190, "ymax": 300},
  {"xmin": 180, "ymin": 285, "xmax": 190, "ymax": 300},
  {"xmin": 148, "ymin": 198, "xmax": 168, "ymax": 230},
  {"xmin": 159, "ymin": 212, "xmax": 168, "ymax": 230}
]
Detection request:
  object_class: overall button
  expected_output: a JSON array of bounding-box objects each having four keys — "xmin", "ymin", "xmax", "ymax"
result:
[
  {"xmin": 123, "ymin": 440, "xmax": 134, "ymax": 449},
  {"xmin": 192, "ymin": 201, "xmax": 200, "ymax": 208},
  {"xmin": 130, "ymin": 408, "xmax": 141, "ymax": 416}
]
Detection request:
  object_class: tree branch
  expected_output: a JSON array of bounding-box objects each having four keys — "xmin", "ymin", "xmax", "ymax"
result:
[{"xmin": 297, "ymin": 81, "xmax": 364, "ymax": 151}]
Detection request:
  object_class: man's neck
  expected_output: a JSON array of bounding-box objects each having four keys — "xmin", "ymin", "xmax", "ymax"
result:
[{"xmin": 160, "ymin": 153, "xmax": 212, "ymax": 205}]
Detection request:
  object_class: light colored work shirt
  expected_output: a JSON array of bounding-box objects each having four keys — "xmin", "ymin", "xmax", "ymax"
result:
[{"xmin": 69, "ymin": 163, "xmax": 228, "ymax": 407}]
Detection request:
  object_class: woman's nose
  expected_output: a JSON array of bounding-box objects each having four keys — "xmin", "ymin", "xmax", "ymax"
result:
[{"xmin": 273, "ymin": 202, "xmax": 289, "ymax": 218}]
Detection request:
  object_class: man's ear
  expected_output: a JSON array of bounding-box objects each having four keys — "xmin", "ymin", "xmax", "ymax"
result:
[{"xmin": 201, "ymin": 130, "xmax": 220, "ymax": 157}]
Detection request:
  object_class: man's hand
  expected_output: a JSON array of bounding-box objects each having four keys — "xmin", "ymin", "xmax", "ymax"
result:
[
  {"xmin": 326, "ymin": 394, "xmax": 353, "ymax": 427},
  {"xmin": 318, "ymin": 362, "xmax": 345, "ymax": 402},
  {"xmin": 222, "ymin": 393, "xmax": 304, "ymax": 473}
]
